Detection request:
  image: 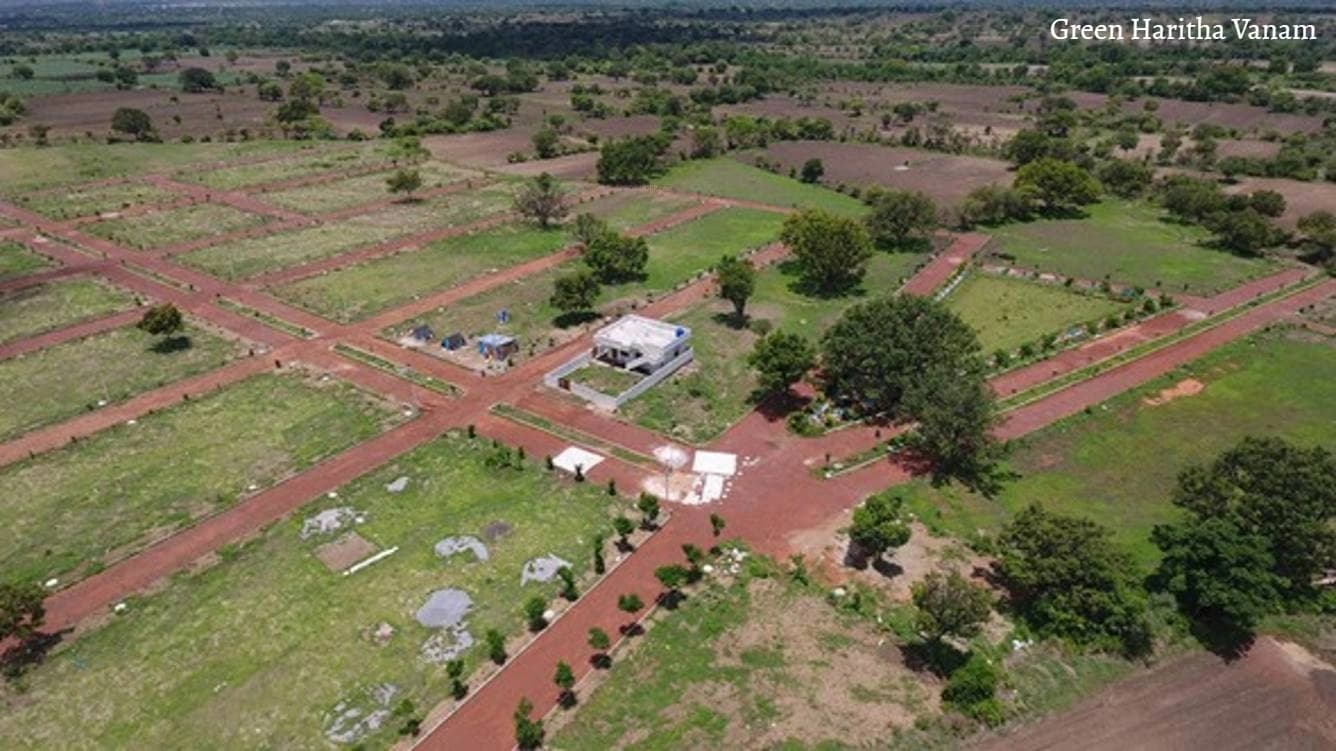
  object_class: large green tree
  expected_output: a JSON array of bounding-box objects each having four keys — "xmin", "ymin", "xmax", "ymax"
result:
[
  {"xmin": 995, "ymin": 504, "xmax": 1152, "ymax": 655},
  {"xmin": 582, "ymin": 231, "xmax": 648, "ymax": 283},
  {"xmin": 550, "ymin": 268, "xmax": 601, "ymax": 317},
  {"xmin": 820, "ymin": 294, "xmax": 983, "ymax": 420},
  {"xmin": 110, "ymin": 107, "xmax": 154, "ymax": 141},
  {"xmin": 596, "ymin": 135, "xmax": 667, "ymax": 185},
  {"xmin": 747, "ymin": 330, "xmax": 814, "ymax": 396},
  {"xmin": 903, "ymin": 371, "xmax": 1001, "ymax": 493},
  {"xmin": 1164, "ymin": 437, "xmax": 1335, "ymax": 604},
  {"xmin": 865, "ymin": 189, "xmax": 937, "ymax": 250},
  {"xmin": 1152, "ymin": 516, "xmax": 1281, "ymax": 641},
  {"xmin": 715, "ymin": 255, "xmax": 756, "ymax": 321},
  {"xmin": 1014, "ymin": 158, "xmax": 1101, "ymax": 214},
  {"xmin": 781, "ymin": 208, "xmax": 873, "ymax": 295}
]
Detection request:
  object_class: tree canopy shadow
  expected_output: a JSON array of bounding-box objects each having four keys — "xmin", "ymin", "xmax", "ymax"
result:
[
  {"xmin": 1, "ymin": 628, "xmax": 70, "ymax": 680},
  {"xmin": 900, "ymin": 640, "xmax": 970, "ymax": 678},
  {"xmin": 552, "ymin": 310, "xmax": 600, "ymax": 329},
  {"xmin": 148, "ymin": 335, "xmax": 193, "ymax": 354},
  {"xmin": 747, "ymin": 386, "xmax": 810, "ymax": 423}
]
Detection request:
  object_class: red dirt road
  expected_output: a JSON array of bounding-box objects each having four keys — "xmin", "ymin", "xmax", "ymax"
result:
[{"xmin": 900, "ymin": 232, "xmax": 990, "ymax": 296}]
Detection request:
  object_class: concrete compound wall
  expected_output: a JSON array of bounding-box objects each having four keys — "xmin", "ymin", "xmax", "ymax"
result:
[{"xmin": 543, "ymin": 348, "xmax": 695, "ymax": 410}]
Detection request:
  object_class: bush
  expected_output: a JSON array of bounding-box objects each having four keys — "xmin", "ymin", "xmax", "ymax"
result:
[{"xmin": 942, "ymin": 653, "xmax": 1003, "ymax": 725}]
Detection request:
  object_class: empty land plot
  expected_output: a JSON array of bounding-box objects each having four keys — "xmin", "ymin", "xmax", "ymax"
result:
[
  {"xmin": 613, "ymin": 206, "xmax": 784, "ymax": 297},
  {"xmin": 0, "ymin": 141, "xmax": 310, "ymax": 195},
  {"xmin": 0, "ymin": 323, "xmax": 238, "ymax": 441},
  {"xmin": 944, "ymin": 275, "xmax": 1126, "ymax": 354},
  {"xmin": 0, "ymin": 241, "xmax": 55, "ymax": 281},
  {"xmin": 0, "ymin": 372, "xmax": 401, "ymax": 587},
  {"xmin": 746, "ymin": 141, "xmax": 1012, "ymax": 207},
  {"xmin": 14, "ymin": 180, "xmax": 176, "ymax": 220},
  {"xmin": 183, "ymin": 144, "xmax": 395, "ymax": 191},
  {"xmin": 902, "ymin": 332, "xmax": 1336, "ymax": 567},
  {"xmin": 655, "ymin": 158, "xmax": 867, "ymax": 217},
  {"xmin": 553, "ymin": 571, "xmax": 937, "ymax": 750},
  {"xmin": 989, "ymin": 201, "xmax": 1275, "ymax": 295},
  {"xmin": 273, "ymin": 224, "xmax": 569, "ymax": 322},
  {"xmin": 262, "ymin": 161, "xmax": 482, "ymax": 215},
  {"xmin": 0, "ymin": 435, "xmax": 620, "ymax": 750},
  {"xmin": 621, "ymin": 252, "xmax": 925, "ymax": 442},
  {"xmin": 179, "ymin": 184, "xmax": 520, "ymax": 280},
  {"xmin": 389, "ymin": 262, "xmax": 572, "ymax": 362},
  {"xmin": 84, "ymin": 202, "xmax": 270, "ymax": 250},
  {"xmin": 578, "ymin": 190, "xmax": 700, "ymax": 231},
  {"xmin": 0, "ymin": 277, "xmax": 136, "ymax": 345}
]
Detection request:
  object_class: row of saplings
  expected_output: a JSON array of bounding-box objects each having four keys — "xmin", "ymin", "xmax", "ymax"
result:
[
  {"xmin": 509, "ymin": 495, "xmax": 730, "ymax": 750},
  {"xmin": 841, "ymin": 435, "xmax": 1336, "ymax": 728}
]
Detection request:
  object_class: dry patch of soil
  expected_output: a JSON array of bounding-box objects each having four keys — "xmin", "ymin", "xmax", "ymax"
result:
[
  {"xmin": 973, "ymin": 637, "xmax": 1336, "ymax": 751},
  {"xmin": 706, "ymin": 577, "xmax": 938, "ymax": 747},
  {"xmin": 1143, "ymin": 377, "xmax": 1205, "ymax": 406}
]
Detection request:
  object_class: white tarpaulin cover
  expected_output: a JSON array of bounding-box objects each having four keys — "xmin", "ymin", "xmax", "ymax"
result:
[
  {"xmin": 692, "ymin": 450, "xmax": 737, "ymax": 477},
  {"xmin": 552, "ymin": 446, "xmax": 604, "ymax": 475}
]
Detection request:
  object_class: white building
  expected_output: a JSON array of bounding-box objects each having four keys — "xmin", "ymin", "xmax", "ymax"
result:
[
  {"xmin": 592, "ymin": 314, "xmax": 692, "ymax": 374},
  {"xmin": 544, "ymin": 314, "xmax": 694, "ymax": 410}
]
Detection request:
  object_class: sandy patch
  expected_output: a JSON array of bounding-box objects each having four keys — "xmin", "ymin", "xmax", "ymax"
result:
[{"xmin": 1143, "ymin": 378, "xmax": 1205, "ymax": 406}]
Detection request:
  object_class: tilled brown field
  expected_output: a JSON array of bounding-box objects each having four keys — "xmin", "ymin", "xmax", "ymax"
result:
[
  {"xmin": 1071, "ymin": 92, "xmax": 1324, "ymax": 134},
  {"xmin": 741, "ymin": 140, "xmax": 1012, "ymax": 206},
  {"xmin": 974, "ymin": 637, "xmax": 1336, "ymax": 751},
  {"xmin": 14, "ymin": 89, "xmax": 273, "ymax": 139},
  {"xmin": 1225, "ymin": 175, "xmax": 1336, "ymax": 228}
]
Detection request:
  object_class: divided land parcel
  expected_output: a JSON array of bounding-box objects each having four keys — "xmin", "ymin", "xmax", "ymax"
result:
[
  {"xmin": 0, "ymin": 435, "xmax": 622, "ymax": 750},
  {"xmin": 902, "ymin": 332, "xmax": 1336, "ymax": 566},
  {"xmin": 0, "ymin": 372, "xmax": 401, "ymax": 587}
]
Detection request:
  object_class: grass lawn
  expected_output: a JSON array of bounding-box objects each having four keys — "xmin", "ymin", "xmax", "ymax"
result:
[
  {"xmin": 387, "ymin": 262, "xmax": 573, "ymax": 361},
  {"xmin": 569, "ymin": 362, "xmax": 644, "ymax": 395},
  {"xmin": 183, "ymin": 143, "xmax": 396, "ymax": 191},
  {"xmin": 989, "ymin": 200, "xmax": 1277, "ymax": 295},
  {"xmin": 552, "ymin": 563, "xmax": 936, "ymax": 750},
  {"xmin": 944, "ymin": 275, "xmax": 1127, "ymax": 354},
  {"xmin": 0, "ymin": 372, "xmax": 401, "ymax": 587},
  {"xmin": 263, "ymin": 161, "xmax": 482, "ymax": 215},
  {"xmin": 656, "ymin": 158, "xmax": 867, "ymax": 218},
  {"xmin": 179, "ymin": 183, "xmax": 521, "ymax": 280},
  {"xmin": 0, "ymin": 435, "xmax": 622, "ymax": 750},
  {"xmin": 621, "ymin": 252, "xmax": 926, "ymax": 443},
  {"xmin": 0, "ymin": 141, "xmax": 310, "ymax": 195},
  {"xmin": 273, "ymin": 223, "xmax": 569, "ymax": 322},
  {"xmin": 605, "ymin": 207, "xmax": 784, "ymax": 299},
  {"xmin": 85, "ymin": 203, "xmax": 270, "ymax": 250},
  {"xmin": 14, "ymin": 181, "xmax": 177, "ymax": 220},
  {"xmin": 901, "ymin": 332, "xmax": 1336, "ymax": 568},
  {"xmin": 0, "ymin": 323, "xmax": 238, "ymax": 442},
  {"xmin": 579, "ymin": 191, "xmax": 699, "ymax": 232},
  {"xmin": 0, "ymin": 241, "xmax": 54, "ymax": 282},
  {"xmin": 0, "ymin": 277, "xmax": 136, "ymax": 345}
]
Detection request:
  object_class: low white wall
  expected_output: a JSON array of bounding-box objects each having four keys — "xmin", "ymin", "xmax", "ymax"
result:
[{"xmin": 613, "ymin": 347, "xmax": 694, "ymax": 408}]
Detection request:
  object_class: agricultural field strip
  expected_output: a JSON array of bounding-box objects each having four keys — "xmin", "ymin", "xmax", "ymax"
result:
[
  {"xmin": 817, "ymin": 272, "xmax": 1326, "ymax": 473},
  {"xmin": 998, "ymin": 274, "xmax": 1329, "ymax": 411}
]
